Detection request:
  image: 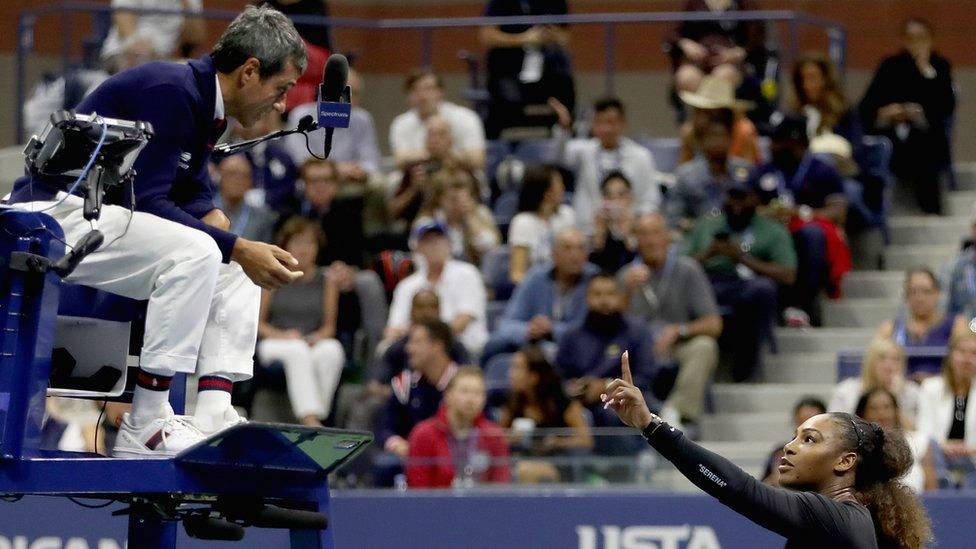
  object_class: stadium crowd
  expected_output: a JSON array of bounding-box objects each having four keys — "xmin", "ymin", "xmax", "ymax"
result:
[{"xmin": 27, "ymin": 0, "xmax": 976, "ymax": 491}]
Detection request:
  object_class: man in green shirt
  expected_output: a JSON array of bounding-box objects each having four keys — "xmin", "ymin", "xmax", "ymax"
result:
[{"xmin": 684, "ymin": 180, "xmax": 797, "ymax": 381}]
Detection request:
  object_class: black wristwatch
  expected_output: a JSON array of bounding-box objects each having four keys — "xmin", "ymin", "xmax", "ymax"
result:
[{"xmin": 641, "ymin": 416, "xmax": 665, "ymax": 440}]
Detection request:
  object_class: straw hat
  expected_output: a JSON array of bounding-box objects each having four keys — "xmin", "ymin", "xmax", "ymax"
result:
[{"xmin": 678, "ymin": 75, "xmax": 755, "ymax": 111}]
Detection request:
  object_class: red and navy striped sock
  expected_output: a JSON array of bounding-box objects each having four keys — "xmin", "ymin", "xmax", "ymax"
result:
[
  {"xmin": 136, "ymin": 370, "xmax": 173, "ymax": 392},
  {"xmin": 196, "ymin": 375, "xmax": 234, "ymax": 417},
  {"xmin": 130, "ymin": 369, "xmax": 173, "ymax": 425},
  {"xmin": 198, "ymin": 375, "xmax": 233, "ymax": 394}
]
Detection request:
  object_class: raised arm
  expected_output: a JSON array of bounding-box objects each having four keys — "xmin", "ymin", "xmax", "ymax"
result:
[{"xmin": 603, "ymin": 352, "xmax": 835, "ymax": 540}]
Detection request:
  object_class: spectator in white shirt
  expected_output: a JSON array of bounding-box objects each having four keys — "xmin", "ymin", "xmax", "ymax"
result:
[
  {"xmin": 284, "ymin": 68, "xmax": 381, "ymax": 182},
  {"xmin": 389, "ymin": 69, "xmax": 486, "ymax": 171},
  {"xmin": 386, "ymin": 220, "xmax": 489, "ymax": 356},
  {"xmin": 551, "ymin": 96, "xmax": 660, "ymax": 235},
  {"xmin": 508, "ymin": 164, "xmax": 576, "ymax": 284},
  {"xmin": 102, "ymin": 0, "xmax": 205, "ymax": 71}
]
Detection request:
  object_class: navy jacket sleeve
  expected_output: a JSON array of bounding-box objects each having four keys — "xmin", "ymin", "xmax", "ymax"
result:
[
  {"xmin": 182, "ymin": 160, "xmax": 219, "ymax": 220},
  {"xmin": 131, "ymin": 84, "xmax": 237, "ymax": 262}
]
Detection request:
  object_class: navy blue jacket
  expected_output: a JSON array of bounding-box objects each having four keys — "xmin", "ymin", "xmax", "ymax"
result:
[
  {"xmin": 11, "ymin": 55, "xmax": 237, "ymax": 262},
  {"xmin": 555, "ymin": 313, "xmax": 657, "ymax": 390},
  {"xmin": 377, "ymin": 366, "xmax": 456, "ymax": 446}
]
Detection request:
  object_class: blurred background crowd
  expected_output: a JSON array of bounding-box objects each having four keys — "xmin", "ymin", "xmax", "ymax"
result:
[{"xmin": 16, "ymin": 0, "xmax": 976, "ymax": 492}]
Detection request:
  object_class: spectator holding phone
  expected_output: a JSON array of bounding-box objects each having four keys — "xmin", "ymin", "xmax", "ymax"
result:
[
  {"xmin": 684, "ymin": 178, "xmax": 796, "ymax": 382},
  {"xmin": 859, "ymin": 18, "xmax": 955, "ymax": 215}
]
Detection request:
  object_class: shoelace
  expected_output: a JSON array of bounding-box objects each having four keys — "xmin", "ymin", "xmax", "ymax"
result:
[{"xmin": 158, "ymin": 415, "xmax": 202, "ymax": 447}]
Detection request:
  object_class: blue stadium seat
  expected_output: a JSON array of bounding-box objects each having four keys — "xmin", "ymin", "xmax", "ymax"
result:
[
  {"xmin": 486, "ymin": 300, "xmax": 508, "ymax": 331},
  {"xmin": 484, "ymin": 352, "xmax": 514, "ymax": 392},
  {"xmin": 857, "ymin": 135, "xmax": 894, "ymax": 241},
  {"xmin": 513, "ymin": 140, "xmax": 558, "ymax": 165},
  {"xmin": 486, "ymin": 139, "xmax": 512, "ymax": 192},
  {"xmin": 480, "ymin": 245, "xmax": 514, "ymax": 301},
  {"xmin": 836, "ymin": 345, "xmax": 946, "ymax": 381},
  {"xmin": 637, "ymin": 137, "xmax": 681, "ymax": 174},
  {"xmin": 492, "ymin": 191, "xmax": 519, "ymax": 227}
]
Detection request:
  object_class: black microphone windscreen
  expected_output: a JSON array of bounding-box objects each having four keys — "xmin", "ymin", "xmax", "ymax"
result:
[
  {"xmin": 321, "ymin": 54, "xmax": 349, "ymax": 103},
  {"xmin": 297, "ymin": 115, "xmax": 317, "ymax": 133}
]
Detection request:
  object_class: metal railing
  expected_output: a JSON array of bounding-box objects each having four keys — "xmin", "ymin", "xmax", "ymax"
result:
[{"xmin": 15, "ymin": 2, "xmax": 845, "ymax": 147}]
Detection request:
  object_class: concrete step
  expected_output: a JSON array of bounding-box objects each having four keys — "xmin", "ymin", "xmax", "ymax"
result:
[
  {"xmin": 887, "ymin": 215, "xmax": 970, "ymax": 246},
  {"xmin": 773, "ymin": 327, "xmax": 875, "ymax": 353},
  {"xmin": 762, "ymin": 352, "xmax": 838, "ymax": 384},
  {"xmin": 710, "ymin": 383, "xmax": 835, "ymax": 414},
  {"xmin": 953, "ymin": 163, "xmax": 976, "ymax": 191},
  {"xmin": 700, "ymin": 412, "xmax": 794, "ymax": 442},
  {"xmin": 884, "ymin": 244, "xmax": 957, "ymax": 272},
  {"xmin": 842, "ymin": 270, "xmax": 904, "ymax": 299},
  {"xmin": 945, "ymin": 190, "xmax": 976, "ymax": 218},
  {"xmin": 822, "ymin": 298, "xmax": 899, "ymax": 328},
  {"xmin": 699, "ymin": 441, "xmax": 777, "ymax": 463}
]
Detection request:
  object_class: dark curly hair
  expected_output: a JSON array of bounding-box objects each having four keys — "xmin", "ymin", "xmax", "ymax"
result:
[{"xmin": 828, "ymin": 412, "xmax": 932, "ymax": 549}]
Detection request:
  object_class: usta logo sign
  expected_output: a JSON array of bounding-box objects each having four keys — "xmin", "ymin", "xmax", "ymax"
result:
[
  {"xmin": 577, "ymin": 525, "xmax": 721, "ymax": 549},
  {"xmin": 0, "ymin": 537, "xmax": 123, "ymax": 549}
]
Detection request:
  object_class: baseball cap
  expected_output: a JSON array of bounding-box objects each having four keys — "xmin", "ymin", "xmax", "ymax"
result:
[
  {"xmin": 413, "ymin": 219, "xmax": 448, "ymax": 241},
  {"xmin": 726, "ymin": 166, "xmax": 758, "ymax": 197},
  {"xmin": 766, "ymin": 112, "xmax": 809, "ymax": 144}
]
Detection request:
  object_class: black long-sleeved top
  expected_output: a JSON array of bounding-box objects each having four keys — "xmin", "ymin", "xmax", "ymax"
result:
[{"xmin": 646, "ymin": 422, "xmax": 885, "ymax": 548}]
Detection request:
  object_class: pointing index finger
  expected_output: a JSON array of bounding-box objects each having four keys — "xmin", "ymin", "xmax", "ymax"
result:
[{"xmin": 621, "ymin": 350, "xmax": 633, "ymax": 385}]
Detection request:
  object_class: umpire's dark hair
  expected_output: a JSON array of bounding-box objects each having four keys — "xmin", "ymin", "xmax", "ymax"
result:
[
  {"xmin": 413, "ymin": 318, "xmax": 454, "ymax": 355},
  {"xmin": 212, "ymin": 5, "xmax": 308, "ymax": 78}
]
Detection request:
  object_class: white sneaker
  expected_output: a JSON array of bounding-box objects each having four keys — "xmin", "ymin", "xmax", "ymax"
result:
[
  {"xmin": 113, "ymin": 411, "xmax": 205, "ymax": 458},
  {"xmin": 192, "ymin": 406, "xmax": 248, "ymax": 437},
  {"xmin": 659, "ymin": 406, "xmax": 685, "ymax": 432},
  {"xmin": 784, "ymin": 307, "xmax": 811, "ymax": 328}
]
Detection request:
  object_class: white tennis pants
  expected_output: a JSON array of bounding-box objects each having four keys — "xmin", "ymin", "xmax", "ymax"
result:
[
  {"xmin": 256, "ymin": 338, "xmax": 345, "ymax": 420},
  {"xmin": 17, "ymin": 194, "xmax": 260, "ymax": 381}
]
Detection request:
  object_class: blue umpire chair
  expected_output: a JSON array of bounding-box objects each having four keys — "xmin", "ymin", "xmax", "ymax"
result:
[{"xmin": 0, "ymin": 113, "xmax": 370, "ymax": 548}]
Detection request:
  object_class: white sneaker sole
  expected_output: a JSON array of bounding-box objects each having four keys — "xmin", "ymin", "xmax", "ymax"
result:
[{"xmin": 111, "ymin": 446, "xmax": 178, "ymax": 459}]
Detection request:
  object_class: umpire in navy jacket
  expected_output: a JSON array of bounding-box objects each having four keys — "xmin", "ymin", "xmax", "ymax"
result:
[{"xmin": 9, "ymin": 5, "xmax": 308, "ymax": 457}]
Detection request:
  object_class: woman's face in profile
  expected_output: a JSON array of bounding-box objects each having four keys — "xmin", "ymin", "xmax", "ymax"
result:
[{"xmin": 779, "ymin": 414, "xmax": 849, "ymax": 490}]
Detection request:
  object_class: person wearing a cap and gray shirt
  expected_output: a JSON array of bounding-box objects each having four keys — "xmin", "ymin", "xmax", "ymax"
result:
[
  {"xmin": 668, "ymin": 108, "xmax": 754, "ymax": 231},
  {"xmin": 751, "ymin": 113, "xmax": 847, "ymax": 327},
  {"xmin": 385, "ymin": 220, "xmax": 488, "ymax": 356},
  {"xmin": 683, "ymin": 178, "xmax": 797, "ymax": 382}
]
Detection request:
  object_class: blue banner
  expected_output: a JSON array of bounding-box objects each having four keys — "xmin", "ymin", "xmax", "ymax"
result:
[{"xmin": 1, "ymin": 491, "xmax": 974, "ymax": 548}]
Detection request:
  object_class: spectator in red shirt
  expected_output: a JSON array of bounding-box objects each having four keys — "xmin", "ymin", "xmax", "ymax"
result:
[{"xmin": 406, "ymin": 366, "xmax": 510, "ymax": 488}]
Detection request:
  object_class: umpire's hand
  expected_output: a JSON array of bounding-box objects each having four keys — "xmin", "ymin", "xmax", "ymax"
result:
[{"xmin": 231, "ymin": 238, "xmax": 303, "ymax": 290}]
